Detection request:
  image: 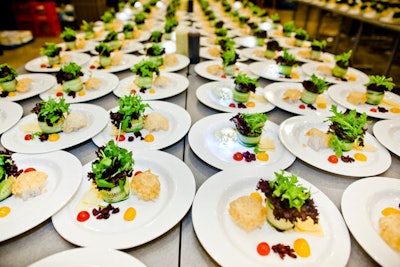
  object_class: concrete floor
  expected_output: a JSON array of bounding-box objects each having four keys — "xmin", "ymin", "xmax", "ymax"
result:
[{"xmin": 1, "ymin": 6, "xmax": 399, "ymax": 88}]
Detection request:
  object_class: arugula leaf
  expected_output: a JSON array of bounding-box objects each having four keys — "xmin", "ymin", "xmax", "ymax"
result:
[
  {"xmin": 149, "ymin": 31, "xmax": 163, "ymax": 42},
  {"xmin": 130, "ymin": 60, "xmax": 160, "ymax": 78},
  {"xmin": 32, "ymin": 97, "xmax": 70, "ymax": 124},
  {"xmin": 221, "ymin": 47, "xmax": 238, "ymax": 66},
  {"xmin": 230, "ymin": 113, "xmax": 268, "ymax": 136},
  {"xmin": 0, "ymin": 64, "xmax": 18, "ymax": 83},
  {"xmin": 269, "ymin": 170, "xmax": 310, "ymax": 211},
  {"xmin": 364, "ymin": 75, "xmax": 395, "ymax": 91},
  {"xmin": 117, "ymin": 95, "xmax": 151, "ymax": 131},
  {"xmin": 307, "ymin": 73, "xmax": 329, "ymax": 94},
  {"xmin": 234, "ymin": 73, "xmax": 259, "ymax": 87},
  {"xmin": 60, "ymin": 27, "xmax": 76, "ymax": 42}
]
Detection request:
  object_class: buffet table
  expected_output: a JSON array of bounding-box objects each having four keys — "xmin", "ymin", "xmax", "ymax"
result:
[{"xmin": 0, "ymin": 57, "xmax": 398, "ymax": 266}]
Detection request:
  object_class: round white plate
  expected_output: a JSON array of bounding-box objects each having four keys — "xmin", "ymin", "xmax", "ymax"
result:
[
  {"xmin": 91, "ymin": 40, "xmax": 144, "ymax": 55},
  {"xmin": 192, "ymin": 167, "xmax": 351, "ymax": 267},
  {"xmin": 328, "ymin": 83, "xmax": 400, "ymax": 119},
  {"xmin": 0, "ymin": 101, "xmax": 23, "ymax": 134},
  {"xmin": 39, "ymin": 71, "xmax": 119, "ymax": 103},
  {"xmin": 301, "ymin": 62, "xmax": 369, "ymax": 84},
  {"xmin": 279, "ymin": 115, "xmax": 391, "ymax": 177},
  {"xmin": 92, "ymin": 101, "xmax": 191, "ymax": 150},
  {"xmin": 264, "ymin": 82, "xmax": 346, "ymax": 116},
  {"xmin": 194, "ymin": 60, "xmax": 258, "ymax": 81},
  {"xmin": 58, "ymin": 40, "xmax": 98, "ymax": 53},
  {"xmin": 52, "ymin": 150, "xmax": 196, "ymax": 249},
  {"xmin": 188, "ymin": 113, "xmax": 295, "ymax": 170},
  {"xmin": 287, "ymin": 48, "xmax": 335, "ymax": 64},
  {"xmin": 196, "ymin": 80, "xmax": 275, "ymax": 113},
  {"xmin": 200, "ymin": 46, "xmax": 248, "ymax": 62},
  {"xmin": 249, "ymin": 61, "xmax": 307, "ymax": 82},
  {"xmin": 240, "ymin": 47, "xmax": 278, "ymax": 62},
  {"xmin": 341, "ymin": 177, "xmax": 400, "ymax": 267},
  {"xmin": 373, "ymin": 119, "xmax": 400, "ymax": 157},
  {"xmin": 25, "ymin": 52, "xmax": 91, "ymax": 73},
  {"xmin": 135, "ymin": 54, "xmax": 190, "ymax": 72},
  {"xmin": 113, "ymin": 72, "xmax": 189, "ymax": 100},
  {"xmin": 29, "ymin": 247, "xmax": 146, "ymax": 267},
  {"xmin": 1, "ymin": 103, "xmax": 108, "ymax": 153},
  {"xmin": 0, "ymin": 150, "xmax": 82, "ymax": 242},
  {"xmin": 1, "ymin": 74, "xmax": 57, "ymax": 101},
  {"xmin": 85, "ymin": 54, "xmax": 140, "ymax": 73}
]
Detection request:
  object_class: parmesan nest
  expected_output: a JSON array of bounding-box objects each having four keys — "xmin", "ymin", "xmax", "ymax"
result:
[
  {"xmin": 163, "ymin": 53, "xmax": 179, "ymax": 67},
  {"xmin": 130, "ymin": 169, "xmax": 160, "ymax": 201},
  {"xmin": 229, "ymin": 195, "xmax": 267, "ymax": 232},
  {"xmin": 12, "ymin": 171, "xmax": 48, "ymax": 200},
  {"xmin": 379, "ymin": 213, "xmax": 400, "ymax": 252},
  {"xmin": 143, "ymin": 112, "xmax": 169, "ymax": 132}
]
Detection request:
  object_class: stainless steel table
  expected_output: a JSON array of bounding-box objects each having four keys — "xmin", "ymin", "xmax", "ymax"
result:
[{"xmin": 1, "ymin": 58, "xmax": 399, "ymax": 266}]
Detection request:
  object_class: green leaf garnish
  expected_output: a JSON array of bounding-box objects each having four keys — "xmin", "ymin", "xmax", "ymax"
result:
[
  {"xmin": 60, "ymin": 27, "xmax": 76, "ymax": 41},
  {"xmin": 117, "ymin": 95, "xmax": 151, "ymax": 131},
  {"xmin": 130, "ymin": 60, "xmax": 160, "ymax": 78},
  {"xmin": 365, "ymin": 75, "xmax": 395, "ymax": 91},
  {"xmin": 0, "ymin": 64, "xmax": 18, "ymax": 83},
  {"xmin": 40, "ymin": 42, "xmax": 62, "ymax": 57}
]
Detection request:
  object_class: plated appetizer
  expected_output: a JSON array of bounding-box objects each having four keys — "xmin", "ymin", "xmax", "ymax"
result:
[
  {"xmin": 123, "ymin": 23, "xmax": 135, "ymax": 40},
  {"xmin": 0, "ymin": 64, "xmax": 19, "ymax": 93},
  {"xmin": 309, "ymin": 39, "xmax": 327, "ymax": 61},
  {"xmin": 0, "ymin": 151, "xmax": 22, "ymax": 201},
  {"xmin": 294, "ymin": 28, "xmax": 309, "ymax": 47},
  {"xmin": 230, "ymin": 112, "xmax": 268, "ymax": 147},
  {"xmin": 56, "ymin": 62, "xmax": 84, "ymax": 94},
  {"xmin": 130, "ymin": 60, "xmax": 160, "ymax": 90},
  {"xmin": 265, "ymin": 40, "xmax": 282, "ymax": 59},
  {"xmin": 60, "ymin": 27, "xmax": 77, "ymax": 50},
  {"xmin": 232, "ymin": 73, "xmax": 259, "ymax": 103},
  {"xmin": 146, "ymin": 44, "xmax": 165, "ymax": 66},
  {"xmin": 149, "ymin": 30, "xmax": 163, "ymax": 43},
  {"xmin": 364, "ymin": 75, "xmax": 395, "ymax": 105},
  {"xmin": 103, "ymin": 30, "xmax": 121, "ymax": 51},
  {"xmin": 81, "ymin": 20, "xmax": 95, "ymax": 40},
  {"xmin": 275, "ymin": 49, "xmax": 298, "ymax": 78},
  {"xmin": 40, "ymin": 42, "xmax": 62, "ymax": 66},
  {"xmin": 221, "ymin": 47, "xmax": 239, "ymax": 76},
  {"xmin": 332, "ymin": 50, "xmax": 352, "ymax": 78},
  {"xmin": 95, "ymin": 42, "xmax": 112, "ymax": 68},
  {"xmin": 300, "ymin": 74, "xmax": 329, "ymax": 105}
]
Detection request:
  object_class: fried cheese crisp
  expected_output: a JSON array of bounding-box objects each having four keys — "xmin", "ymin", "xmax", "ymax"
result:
[
  {"xmin": 229, "ymin": 195, "xmax": 267, "ymax": 232},
  {"xmin": 131, "ymin": 169, "xmax": 160, "ymax": 201},
  {"xmin": 12, "ymin": 171, "xmax": 48, "ymax": 200}
]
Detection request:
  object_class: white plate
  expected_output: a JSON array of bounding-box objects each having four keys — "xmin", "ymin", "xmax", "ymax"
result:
[
  {"xmin": 188, "ymin": 113, "xmax": 295, "ymax": 170},
  {"xmin": 200, "ymin": 46, "xmax": 248, "ymax": 62},
  {"xmin": 135, "ymin": 54, "xmax": 190, "ymax": 72},
  {"xmin": 301, "ymin": 62, "xmax": 369, "ymax": 84},
  {"xmin": 1, "ymin": 74, "xmax": 57, "ymax": 101},
  {"xmin": 85, "ymin": 54, "xmax": 140, "ymax": 73},
  {"xmin": 113, "ymin": 72, "xmax": 189, "ymax": 100},
  {"xmin": 39, "ymin": 71, "xmax": 119, "ymax": 103},
  {"xmin": 52, "ymin": 150, "xmax": 196, "ymax": 249},
  {"xmin": 192, "ymin": 167, "xmax": 351, "ymax": 267},
  {"xmin": 264, "ymin": 82, "xmax": 346, "ymax": 116},
  {"xmin": 373, "ymin": 119, "xmax": 400, "ymax": 157},
  {"xmin": 249, "ymin": 61, "xmax": 307, "ymax": 82},
  {"xmin": 287, "ymin": 48, "xmax": 335, "ymax": 64},
  {"xmin": 194, "ymin": 60, "xmax": 258, "ymax": 81},
  {"xmin": 233, "ymin": 36, "xmax": 261, "ymax": 48},
  {"xmin": 328, "ymin": 83, "xmax": 400, "ymax": 119},
  {"xmin": 0, "ymin": 150, "xmax": 82, "ymax": 242},
  {"xmin": 0, "ymin": 101, "xmax": 23, "ymax": 134},
  {"xmin": 1, "ymin": 104, "xmax": 108, "ymax": 153},
  {"xmin": 25, "ymin": 52, "xmax": 91, "ymax": 73},
  {"xmin": 279, "ymin": 115, "xmax": 391, "ymax": 177},
  {"xmin": 341, "ymin": 177, "xmax": 400, "ymax": 267},
  {"xmin": 274, "ymin": 36, "xmax": 311, "ymax": 49},
  {"xmin": 196, "ymin": 80, "xmax": 275, "ymax": 113},
  {"xmin": 240, "ymin": 47, "xmax": 278, "ymax": 62},
  {"xmin": 91, "ymin": 40, "xmax": 144, "ymax": 55},
  {"xmin": 29, "ymin": 247, "xmax": 146, "ymax": 267},
  {"xmin": 92, "ymin": 101, "xmax": 191, "ymax": 150},
  {"xmin": 58, "ymin": 40, "xmax": 98, "ymax": 53}
]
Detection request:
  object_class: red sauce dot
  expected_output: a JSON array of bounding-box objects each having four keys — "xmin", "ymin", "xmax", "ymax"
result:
[
  {"xmin": 299, "ymin": 104, "xmax": 306, "ymax": 109},
  {"xmin": 116, "ymin": 135, "xmax": 125, "ymax": 141},
  {"xmin": 221, "ymin": 74, "xmax": 227, "ymax": 79},
  {"xmin": 56, "ymin": 92, "xmax": 63, "ymax": 97},
  {"xmin": 90, "ymin": 65, "xmax": 96, "ymax": 69},
  {"xmin": 370, "ymin": 108, "xmax": 377, "ymax": 112},
  {"xmin": 229, "ymin": 103, "xmax": 236, "ymax": 108},
  {"xmin": 328, "ymin": 155, "xmax": 339, "ymax": 164},
  {"xmin": 24, "ymin": 134, "xmax": 32, "ymax": 140}
]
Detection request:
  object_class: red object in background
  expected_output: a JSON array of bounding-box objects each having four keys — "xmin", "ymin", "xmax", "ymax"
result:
[{"xmin": 12, "ymin": 1, "xmax": 61, "ymax": 36}]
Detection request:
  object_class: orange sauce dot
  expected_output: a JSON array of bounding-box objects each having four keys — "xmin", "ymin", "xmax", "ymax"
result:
[
  {"xmin": 8, "ymin": 92, "xmax": 16, "ymax": 97},
  {"xmin": 381, "ymin": 207, "xmax": 400, "ymax": 216},
  {"xmin": 48, "ymin": 133, "xmax": 60, "ymax": 142},
  {"xmin": 354, "ymin": 153, "xmax": 367, "ymax": 162},
  {"xmin": 144, "ymin": 134, "xmax": 154, "ymax": 142},
  {"xmin": 246, "ymin": 101, "xmax": 255, "ymax": 108},
  {"xmin": 149, "ymin": 88, "xmax": 156, "ymax": 94},
  {"xmin": 256, "ymin": 152, "xmax": 269, "ymax": 161},
  {"xmin": 250, "ymin": 192, "xmax": 262, "ymax": 202},
  {"xmin": 78, "ymin": 90, "xmax": 86, "ymax": 96},
  {"xmin": 293, "ymin": 238, "xmax": 311, "ymax": 258},
  {"xmin": 0, "ymin": 206, "xmax": 11, "ymax": 218},
  {"xmin": 390, "ymin": 107, "xmax": 400, "ymax": 113}
]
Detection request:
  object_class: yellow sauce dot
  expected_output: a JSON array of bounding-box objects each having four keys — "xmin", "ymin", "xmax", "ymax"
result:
[
  {"xmin": 105, "ymin": 66, "xmax": 111, "ymax": 70},
  {"xmin": 53, "ymin": 64, "xmax": 59, "ymax": 68},
  {"xmin": 144, "ymin": 134, "xmax": 155, "ymax": 142},
  {"xmin": 381, "ymin": 207, "xmax": 400, "ymax": 216},
  {"xmin": 256, "ymin": 152, "xmax": 269, "ymax": 161},
  {"xmin": 48, "ymin": 133, "xmax": 60, "ymax": 142},
  {"xmin": 124, "ymin": 207, "xmax": 136, "ymax": 221},
  {"xmin": 159, "ymin": 65, "xmax": 165, "ymax": 70},
  {"xmin": 293, "ymin": 238, "xmax": 311, "ymax": 258},
  {"xmin": 0, "ymin": 206, "xmax": 11, "ymax": 218},
  {"xmin": 354, "ymin": 153, "xmax": 367, "ymax": 162},
  {"xmin": 250, "ymin": 192, "xmax": 262, "ymax": 202},
  {"xmin": 149, "ymin": 88, "xmax": 156, "ymax": 94},
  {"xmin": 246, "ymin": 101, "xmax": 255, "ymax": 108},
  {"xmin": 390, "ymin": 107, "xmax": 400, "ymax": 113},
  {"xmin": 8, "ymin": 92, "xmax": 16, "ymax": 97},
  {"xmin": 78, "ymin": 90, "xmax": 86, "ymax": 96},
  {"xmin": 317, "ymin": 103, "xmax": 327, "ymax": 109},
  {"xmin": 291, "ymin": 72, "xmax": 299, "ymax": 79}
]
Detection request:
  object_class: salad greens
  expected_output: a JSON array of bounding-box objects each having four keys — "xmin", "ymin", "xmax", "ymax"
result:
[
  {"xmin": 149, "ymin": 31, "xmax": 163, "ymax": 42},
  {"xmin": 101, "ymin": 11, "xmax": 114, "ymax": 23},
  {"xmin": 283, "ymin": 21, "xmax": 296, "ymax": 33},
  {"xmin": 114, "ymin": 94, "xmax": 151, "ymax": 131},
  {"xmin": 134, "ymin": 12, "xmax": 146, "ymax": 24},
  {"xmin": 221, "ymin": 47, "xmax": 238, "ymax": 66},
  {"xmin": 365, "ymin": 75, "xmax": 395, "ymax": 91},
  {"xmin": 334, "ymin": 50, "xmax": 352, "ymax": 67},
  {"xmin": 104, "ymin": 30, "xmax": 119, "ymax": 42},
  {"xmin": 0, "ymin": 64, "xmax": 18, "ymax": 83},
  {"xmin": 327, "ymin": 105, "xmax": 370, "ymax": 156},
  {"xmin": 123, "ymin": 23, "xmax": 134, "ymax": 32},
  {"xmin": 40, "ymin": 42, "xmax": 62, "ymax": 57},
  {"xmin": 146, "ymin": 44, "xmax": 165, "ymax": 56},
  {"xmin": 294, "ymin": 28, "xmax": 309, "ymax": 40},
  {"xmin": 230, "ymin": 113, "xmax": 268, "ymax": 137},
  {"xmin": 269, "ymin": 171, "xmax": 310, "ymax": 211},
  {"xmin": 271, "ymin": 13, "xmax": 280, "ymax": 23},
  {"xmin": 276, "ymin": 49, "xmax": 297, "ymax": 66},
  {"xmin": 95, "ymin": 42, "xmax": 112, "ymax": 57},
  {"xmin": 215, "ymin": 28, "xmax": 228, "ymax": 37},
  {"xmin": 89, "ymin": 140, "xmax": 134, "ymax": 189},
  {"xmin": 311, "ymin": 39, "xmax": 327, "ymax": 51},
  {"xmin": 303, "ymin": 74, "xmax": 329, "ymax": 94},
  {"xmin": 235, "ymin": 73, "xmax": 259, "ymax": 87},
  {"xmin": 164, "ymin": 17, "xmax": 178, "ymax": 33},
  {"xmin": 56, "ymin": 62, "xmax": 83, "ymax": 82},
  {"xmin": 81, "ymin": 20, "xmax": 94, "ymax": 32},
  {"xmin": 130, "ymin": 60, "xmax": 160, "ymax": 78},
  {"xmin": 60, "ymin": 27, "xmax": 77, "ymax": 42},
  {"xmin": 32, "ymin": 97, "xmax": 70, "ymax": 125}
]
